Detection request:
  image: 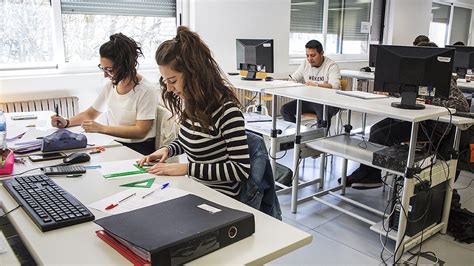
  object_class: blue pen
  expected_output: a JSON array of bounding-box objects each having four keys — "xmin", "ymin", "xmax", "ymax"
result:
[{"xmin": 141, "ymin": 182, "xmax": 170, "ymax": 199}]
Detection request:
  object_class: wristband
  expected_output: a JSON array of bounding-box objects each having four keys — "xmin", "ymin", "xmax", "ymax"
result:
[{"xmin": 65, "ymin": 119, "xmax": 70, "ymax": 128}]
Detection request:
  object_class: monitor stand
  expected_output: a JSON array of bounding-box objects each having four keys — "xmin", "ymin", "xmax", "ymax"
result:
[{"xmin": 391, "ymin": 91, "xmax": 425, "ymax": 110}]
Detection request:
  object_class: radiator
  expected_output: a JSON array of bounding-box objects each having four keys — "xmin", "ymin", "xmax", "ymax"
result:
[{"xmin": 0, "ymin": 96, "xmax": 79, "ymax": 118}]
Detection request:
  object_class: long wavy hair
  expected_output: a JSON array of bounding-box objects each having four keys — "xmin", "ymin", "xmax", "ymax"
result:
[
  {"xmin": 155, "ymin": 26, "xmax": 240, "ymax": 132},
  {"xmin": 99, "ymin": 33, "xmax": 143, "ymax": 86}
]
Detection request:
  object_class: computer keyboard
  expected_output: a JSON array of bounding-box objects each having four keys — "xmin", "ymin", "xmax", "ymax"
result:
[
  {"xmin": 42, "ymin": 165, "xmax": 86, "ymax": 175},
  {"xmin": 3, "ymin": 174, "xmax": 95, "ymax": 232}
]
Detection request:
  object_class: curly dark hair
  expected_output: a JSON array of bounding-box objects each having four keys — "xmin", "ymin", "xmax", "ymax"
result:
[
  {"xmin": 155, "ymin": 26, "xmax": 240, "ymax": 132},
  {"xmin": 99, "ymin": 33, "xmax": 143, "ymax": 86}
]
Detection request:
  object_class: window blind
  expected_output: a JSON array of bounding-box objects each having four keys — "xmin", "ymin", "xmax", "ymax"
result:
[
  {"xmin": 290, "ymin": 0, "xmax": 324, "ymax": 33},
  {"xmin": 327, "ymin": 0, "xmax": 370, "ymax": 42},
  {"xmin": 60, "ymin": 0, "xmax": 176, "ymax": 17}
]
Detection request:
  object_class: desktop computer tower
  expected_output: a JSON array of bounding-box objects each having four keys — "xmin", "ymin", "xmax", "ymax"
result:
[{"xmin": 389, "ymin": 178, "xmax": 447, "ymax": 237}]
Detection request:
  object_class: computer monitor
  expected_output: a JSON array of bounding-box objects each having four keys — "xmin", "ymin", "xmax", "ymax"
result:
[
  {"xmin": 445, "ymin": 45, "xmax": 474, "ymax": 78},
  {"xmin": 374, "ymin": 45, "xmax": 454, "ymax": 110},
  {"xmin": 236, "ymin": 39, "xmax": 274, "ymax": 73},
  {"xmin": 369, "ymin": 44, "xmax": 378, "ymax": 68}
]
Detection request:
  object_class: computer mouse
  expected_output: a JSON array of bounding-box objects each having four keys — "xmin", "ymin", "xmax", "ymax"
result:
[
  {"xmin": 360, "ymin": 66, "xmax": 372, "ymax": 72},
  {"xmin": 265, "ymin": 76, "xmax": 274, "ymax": 81},
  {"xmin": 63, "ymin": 152, "xmax": 91, "ymax": 164}
]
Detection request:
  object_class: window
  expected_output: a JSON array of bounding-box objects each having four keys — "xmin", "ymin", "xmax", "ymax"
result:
[
  {"xmin": 0, "ymin": 0, "xmax": 55, "ymax": 69},
  {"xmin": 60, "ymin": 0, "xmax": 177, "ymax": 63},
  {"xmin": 430, "ymin": 3, "xmax": 451, "ymax": 47},
  {"xmin": 289, "ymin": 0, "xmax": 383, "ymax": 58},
  {"xmin": 450, "ymin": 6, "xmax": 472, "ymax": 45},
  {"xmin": 430, "ymin": 2, "xmax": 473, "ymax": 47},
  {"xmin": 327, "ymin": 0, "xmax": 371, "ymax": 55},
  {"xmin": 289, "ymin": 0, "xmax": 324, "ymax": 55},
  {"xmin": 0, "ymin": 0, "xmax": 179, "ymax": 71}
]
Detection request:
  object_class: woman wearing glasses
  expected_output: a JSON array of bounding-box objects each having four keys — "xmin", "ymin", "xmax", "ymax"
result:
[{"xmin": 51, "ymin": 33, "xmax": 158, "ymax": 155}]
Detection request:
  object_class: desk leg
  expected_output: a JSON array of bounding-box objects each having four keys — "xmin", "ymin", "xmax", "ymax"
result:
[
  {"xmin": 361, "ymin": 113, "xmax": 367, "ymax": 135},
  {"xmin": 341, "ymin": 110, "xmax": 351, "ymax": 195},
  {"xmin": 441, "ymin": 127, "xmax": 462, "ymax": 234},
  {"xmin": 319, "ymin": 105, "xmax": 329, "ymax": 189},
  {"xmin": 394, "ymin": 122, "xmax": 419, "ymax": 262},
  {"xmin": 270, "ymin": 95, "xmax": 278, "ymax": 179},
  {"xmin": 291, "ymin": 99, "xmax": 302, "ymax": 213}
]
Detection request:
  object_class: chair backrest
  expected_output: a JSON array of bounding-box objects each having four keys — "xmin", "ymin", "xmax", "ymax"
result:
[
  {"xmin": 155, "ymin": 105, "xmax": 179, "ymax": 162},
  {"xmin": 340, "ymin": 79, "xmax": 349, "ymax": 91}
]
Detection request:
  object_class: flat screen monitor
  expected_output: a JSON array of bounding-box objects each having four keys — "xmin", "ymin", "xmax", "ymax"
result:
[
  {"xmin": 369, "ymin": 44, "xmax": 378, "ymax": 68},
  {"xmin": 374, "ymin": 45, "xmax": 454, "ymax": 110},
  {"xmin": 445, "ymin": 45, "xmax": 474, "ymax": 78},
  {"xmin": 236, "ymin": 39, "xmax": 274, "ymax": 73}
]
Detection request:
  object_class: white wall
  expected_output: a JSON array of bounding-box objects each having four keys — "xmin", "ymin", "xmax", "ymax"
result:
[
  {"xmin": 386, "ymin": 0, "xmax": 432, "ymax": 45},
  {"xmin": 189, "ymin": 0, "xmax": 292, "ymax": 76},
  {"xmin": 0, "ymin": 70, "xmax": 160, "ymax": 111}
]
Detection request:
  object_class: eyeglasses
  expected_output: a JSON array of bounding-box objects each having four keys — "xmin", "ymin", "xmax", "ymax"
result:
[{"xmin": 97, "ymin": 64, "xmax": 113, "ymax": 76}]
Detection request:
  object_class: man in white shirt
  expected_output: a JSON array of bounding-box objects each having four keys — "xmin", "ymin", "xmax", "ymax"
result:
[{"xmin": 280, "ymin": 40, "xmax": 341, "ymax": 128}]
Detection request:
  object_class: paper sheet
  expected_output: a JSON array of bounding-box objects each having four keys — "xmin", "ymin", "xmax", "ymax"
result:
[
  {"xmin": 88, "ymin": 184, "xmax": 190, "ymax": 215},
  {"xmin": 6, "ymin": 124, "xmax": 27, "ymax": 141}
]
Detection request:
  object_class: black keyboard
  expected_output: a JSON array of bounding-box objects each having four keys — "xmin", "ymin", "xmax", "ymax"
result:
[
  {"xmin": 42, "ymin": 165, "xmax": 86, "ymax": 175},
  {"xmin": 3, "ymin": 174, "xmax": 95, "ymax": 232}
]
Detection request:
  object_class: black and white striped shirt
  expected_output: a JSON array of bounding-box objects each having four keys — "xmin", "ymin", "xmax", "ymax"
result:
[{"xmin": 166, "ymin": 102, "xmax": 250, "ymax": 196}]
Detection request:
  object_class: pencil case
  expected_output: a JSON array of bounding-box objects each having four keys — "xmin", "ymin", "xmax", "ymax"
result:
[{"xmin": 0, "ymin": 149, "xmax": 14, "ymax": 175}]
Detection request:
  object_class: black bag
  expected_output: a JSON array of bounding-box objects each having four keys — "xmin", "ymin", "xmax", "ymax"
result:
[
  {"xmin": 275, "ymin": 163, "xmax": 293, "ymax": 188},
  {"xmin": 448, "ymin": 189, "xmax": 474, "ymax": 244},
  {"xmin": 438, "ymin": 126, "xmax": 474, "ymax": 173}
]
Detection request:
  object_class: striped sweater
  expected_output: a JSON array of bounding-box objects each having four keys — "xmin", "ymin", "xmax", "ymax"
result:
[{"xmin": 166, "ymin": 102, "xmax": 251, "ymax": 196}]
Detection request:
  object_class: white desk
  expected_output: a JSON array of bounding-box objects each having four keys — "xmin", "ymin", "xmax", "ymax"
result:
[
  {"xmin": 268, "ymin": 86, "xmax": 450, "ymax": 122},
  {"xmin": 228, "ymin": 75, "xmax": 304, "ymax": 93},
  {"xmin": 244, "ymin": 114, "xmax": 325, "ymax": 192},
  {"xmin": 0, "ymin": 145, "xmax": 312, "ymax": 265},
  {"xmin": 457, "ymin": 79, "xmax": 474, "ymax": 92},
  {"xmin": 340, "ymin": 70, "xmax": 375, "ymax": 91},
  {"xmin": 266, "ymin": 85, "xmax": 458, "ymax": 262}
]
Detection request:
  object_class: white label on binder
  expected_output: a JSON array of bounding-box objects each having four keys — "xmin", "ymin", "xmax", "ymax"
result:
[
  {"xmin": 198, "ymin": 204, "xmax": 222, "ymax": 214},
  {"xmin": 437, "ymin": 56, "xmax": 451, "ymax": 63},
  {"xmin": 263, "ymin": 43, "xmax": 271, "ymax": 48}
]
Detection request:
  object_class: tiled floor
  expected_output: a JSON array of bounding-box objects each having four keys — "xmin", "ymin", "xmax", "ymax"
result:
[{"xmin": 268, "ymin": 114, "xmax": 474, "ymax": 265}]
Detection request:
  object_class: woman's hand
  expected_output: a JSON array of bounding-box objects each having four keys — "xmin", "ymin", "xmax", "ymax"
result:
[
  {"xmin": 81, "ymin": 120, "xmax": 105, "ymax": 133},
  {"xmin": 147, "ymin": 163, "xmax": 188, "ymax": 176},
  {"xmin": 51, "ymin": 115, "xmax": 67, "ymax": 128},
  {"xmin": 138, "ymin": 147, "xmax": 169, "ymax": 166}
]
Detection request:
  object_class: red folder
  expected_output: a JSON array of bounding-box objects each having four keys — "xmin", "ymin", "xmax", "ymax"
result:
[{"xmin": 96, "ymin": 230, "xmax": 151, "ymax": 266}]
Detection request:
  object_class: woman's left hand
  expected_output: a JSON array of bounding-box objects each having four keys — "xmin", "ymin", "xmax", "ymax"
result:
[
  {"xmin": 81, "ymin": 120, "xmax": 105, "ymax": 133},
  {"xmin": 147, "ymin": 163, "xmax": 188, "ymax": 176}
]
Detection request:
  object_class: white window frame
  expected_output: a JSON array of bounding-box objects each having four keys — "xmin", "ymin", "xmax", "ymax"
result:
[
  {"xmin": 0, "ymin": 0, "xmax": 186, "ymax": 77},
  {"xmin": 289, "ymin": 0, "xmax": 380, "ymax": 64}
]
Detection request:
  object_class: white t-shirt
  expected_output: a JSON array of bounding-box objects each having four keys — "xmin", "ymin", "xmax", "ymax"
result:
[
  {"xmin": 92, "ymin": 78, "xmax": 158, "ymax": 143},
  {"xmin": 291, "ymin": 56, "xmax": 341, "ymax": 89}
]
